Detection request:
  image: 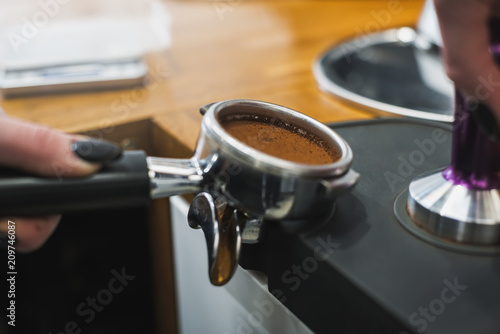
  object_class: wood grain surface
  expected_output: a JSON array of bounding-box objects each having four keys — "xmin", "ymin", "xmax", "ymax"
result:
[{"xmin": 1, "ymin": 0, "xmax": 424, "ymax": 153}]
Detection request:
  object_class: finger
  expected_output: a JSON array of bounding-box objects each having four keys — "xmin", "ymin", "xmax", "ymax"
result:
[
  {"xmin": 0, "ymin": 216, "xmax": 60, "ymax": 253},
  {"xmin": 0, "ymin": 115, "xmax": 100, "ymax": 177},
  {"xmin": 434, "ymin": 0, "xmax": 500, "ymax": 123}
]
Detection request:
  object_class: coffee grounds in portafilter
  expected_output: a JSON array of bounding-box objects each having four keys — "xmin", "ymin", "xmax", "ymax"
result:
[{"xmin": 220, "ymin": 115, "xmax": 340, "ymax": 164}]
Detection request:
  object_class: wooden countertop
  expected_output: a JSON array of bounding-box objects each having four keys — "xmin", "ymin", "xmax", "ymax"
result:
[{"xmin": 1, "ymin": 0, "xmax": 424, "ymax": 155}]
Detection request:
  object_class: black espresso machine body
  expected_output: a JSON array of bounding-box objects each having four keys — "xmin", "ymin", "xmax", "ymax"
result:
[{"xmin": 239, "ymin": 118, "xmax": 500, "ymax": 334}]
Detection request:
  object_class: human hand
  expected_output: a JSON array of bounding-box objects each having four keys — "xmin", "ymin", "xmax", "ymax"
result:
[
  {"xmin": 0, "ymin": 110, "xmax": 121, "ymax": 252},
  {"xmin": 434, "ymin": 0, "xmax": 500, "ymax": 127}
]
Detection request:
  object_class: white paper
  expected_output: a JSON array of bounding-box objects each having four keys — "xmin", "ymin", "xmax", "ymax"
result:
[{"xmin": 0, "ymin": 0, "xmax": 171, "ymax": 69}]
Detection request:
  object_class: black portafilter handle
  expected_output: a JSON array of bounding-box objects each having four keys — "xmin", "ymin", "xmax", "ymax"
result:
[{"xmin": 0, "ymin": 151, "xmax": 151, "ymax": 217}]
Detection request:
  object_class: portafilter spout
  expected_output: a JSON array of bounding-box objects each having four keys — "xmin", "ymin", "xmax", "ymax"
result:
[{"xmin": 407, "ymin": 20, "xmax": 500, "ymax": 245}]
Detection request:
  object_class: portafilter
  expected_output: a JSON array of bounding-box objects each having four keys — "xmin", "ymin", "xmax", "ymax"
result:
[{"xmin": 0, "ymin": 99, "xmax": 359, "ymax": 284}]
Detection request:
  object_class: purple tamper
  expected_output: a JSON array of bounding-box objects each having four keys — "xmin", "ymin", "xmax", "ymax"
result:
[{"xmin": 407, "ymin": 21, "xmax": 500, "ymax": 245}]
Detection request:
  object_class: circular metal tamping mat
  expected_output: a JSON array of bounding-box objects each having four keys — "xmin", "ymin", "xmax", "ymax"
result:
[{"xmin": 313, "ymin": 27, "xmax": 454, "ymax": 123}]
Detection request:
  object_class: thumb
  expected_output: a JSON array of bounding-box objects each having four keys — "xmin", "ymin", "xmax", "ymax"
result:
[{"xmin": 0, "ymin": 115, "xmax": 106, "ymax": 177}]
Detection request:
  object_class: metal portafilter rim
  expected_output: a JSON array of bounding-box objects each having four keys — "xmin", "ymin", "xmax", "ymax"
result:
[{"xmin": 201, "ymin": 99, "xmax": 354, "ymax": 179}]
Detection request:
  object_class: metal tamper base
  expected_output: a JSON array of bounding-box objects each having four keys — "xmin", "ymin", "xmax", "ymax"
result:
[{"xmin": 407, "ymin": 169, "xmax": 500, "ymax": 245}]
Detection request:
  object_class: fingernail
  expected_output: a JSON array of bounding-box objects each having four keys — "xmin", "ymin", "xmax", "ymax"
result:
[
  {"xmin": 72, "ymin": 139, "xmax": 123, "ymax": 163},
  {"xmin": 471, "ymin": 103, "xmax": 500, "ymax": 142},
  {"xmin": 0, "ymin": 233, "xmax": 9, "ymax": 250}
]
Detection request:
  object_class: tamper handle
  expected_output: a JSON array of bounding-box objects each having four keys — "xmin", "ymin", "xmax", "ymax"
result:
[{"xmin": 443, "ymin": 19, "xmax": 500, "ymax": 190}]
